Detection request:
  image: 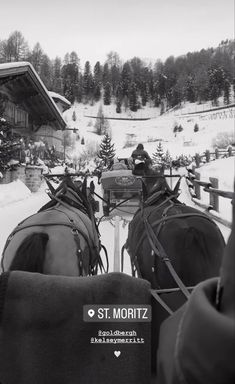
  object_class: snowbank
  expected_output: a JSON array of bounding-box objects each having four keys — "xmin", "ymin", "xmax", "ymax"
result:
[
  {"xmin": 0, "ymin": 180, "xmax": 31, "ymax": 207},
  {"xmin": 195, "ymin": 157, "xmax": 234, "ymax": 223},
  {"xmin": 197, "ymin": 157, "xmax": 234, "ymax": 192}
]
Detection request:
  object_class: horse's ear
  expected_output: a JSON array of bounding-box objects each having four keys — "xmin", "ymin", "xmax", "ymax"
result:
[
  {"xmin": 90, "ymin": 180, "xmax": 95, "ymax": 194},
  {"xmin": 82, "ymin": 176, "xmax": 88, "ymax": 198},
  {"xmin": 45, "ymin": 178, "xmax": 56, "ymax": 194},
  {"xmin": 173, "ymin": 176, "xmax": 182, "ymax": 195}
]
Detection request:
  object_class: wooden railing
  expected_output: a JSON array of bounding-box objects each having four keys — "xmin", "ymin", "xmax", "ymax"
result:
[
  {"xmin": 185, "ymin": 148, "xmax": 235, "ymax": 228},
  {"xmin": 194, "ymin": 147, "xmax": 235, "ymax": 167}
]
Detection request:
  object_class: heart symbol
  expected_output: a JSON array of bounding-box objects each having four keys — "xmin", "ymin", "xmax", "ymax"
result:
[
  {"xmin": 88, "ymin": 309, "xmax": 95, "ymax": 318},
  {"xmin": 114, "ymin": 351, "xmax": 121, "ymax": 357}
]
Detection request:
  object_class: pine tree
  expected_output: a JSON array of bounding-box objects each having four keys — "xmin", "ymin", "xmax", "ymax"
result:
[
  {"xmin": 94, "ymin": 105, "xmax": 110, "ymax": 135},
  {"xmin": 162, "ymin": 149, "xmax": 172, "ymax": 169},
  {"xmin": 208, "ymin": 66, "xmax": 225, "ymax": 106},
  {"xmin": 83, "ymin": 61, "xmax": 93, "ymax": 102},
  {"xmin": 61, "ymin": 61, "xmax": 79, "ymax": 103},
  {"xmin": 152, "ymin": 142, "xmax": 165, "ymax": 169},
  {"xmin": 186, "ymin": 75, "xmax": 196, "ymax": 102},
  {"xmin": 111, "ymin": 65, "xmax": 121, "ymax": 94},
  {"xmin": 140, "ymin": 82, "xmax": 149, "ymax": 106},
  {"xmin": 103, "ymin": 82, "xmax": 112, "ymax": 105},
  {"xmin": 223, "ymin": 78, "xmax": 230, "ymax": 104},
  {"xmin": 102, "ymin": 63, "xmax": 111, "ymax": 86},
  {"xmin": 121, "ymin": 62, "xmax": 132, "ymax": 97},
  {"xmin": 94, "ymin": 61, "xmax": 103, "ymax": 86},
  {"xmin": 98, "ymin": 134, "xmax": 116, "ymax": 166},
  {"xmin": 129, "ymin": 82, "xmax": 138, "ymax": 112},
  {"xmin": 94, "ymin": 84, "xmax": 101, "ymax": 102},
  {"xmin": 115, "ymin": 83, "xmax": 122, "ymax": 113}
]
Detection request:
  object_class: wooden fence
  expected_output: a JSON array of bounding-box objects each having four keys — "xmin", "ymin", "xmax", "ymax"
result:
[{"xmin": 186, "ymin": 148, "xmax": 235, "ymax": 228}]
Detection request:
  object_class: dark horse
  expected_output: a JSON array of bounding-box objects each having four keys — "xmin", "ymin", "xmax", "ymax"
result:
[
  {"xmin": 1, "ymin": 175, "xmax": 107, "ymax": 276},
  {"xmin": 123, "ymin": 174, "xmax": 225, "ymax": 291},
  {"xmin": 122, "ymin": 173, "xmax": 225, "ymax": 375}
]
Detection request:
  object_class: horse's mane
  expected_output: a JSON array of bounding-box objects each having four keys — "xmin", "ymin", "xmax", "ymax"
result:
[{"xmin": 39, "ymin": 176, "xmax": 91, "ymax": 216}]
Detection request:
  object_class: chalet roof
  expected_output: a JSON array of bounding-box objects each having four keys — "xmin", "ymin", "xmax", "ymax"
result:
[
  {"xmin": 49, "ymin": 91, "xmax": 71, "ymax": 112},
  {"xmin": 0, "ymin": 62, "xmax": 67, "ymax": 131}
]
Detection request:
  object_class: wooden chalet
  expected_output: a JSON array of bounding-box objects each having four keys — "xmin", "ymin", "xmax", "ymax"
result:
[{"xmin": 0, "ymin": 62, "xmax": 71, "ymax": 155}]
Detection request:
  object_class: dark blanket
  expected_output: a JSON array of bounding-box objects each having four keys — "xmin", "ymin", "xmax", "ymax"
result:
[
  {"xmin": 0, "ymin": 271, "xmax": 151, "ymax": 384},
  {"xmin": 157, "ymin": 278, "xmax": 235, "ymax": 384}
]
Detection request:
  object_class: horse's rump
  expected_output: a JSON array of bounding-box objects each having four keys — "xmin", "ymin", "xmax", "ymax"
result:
[
  {"xmin": 2, "ymin": 204, "xmax": 100, "ymax": 275},
  {"xmin": 127, "ymin": 203, "xmax": 225, "ymax": 287}
]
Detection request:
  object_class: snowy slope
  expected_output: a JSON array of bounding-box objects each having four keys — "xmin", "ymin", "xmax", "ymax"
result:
[{"xmin": 64, "ymin": 99, "xmax": 234, "ymax": 162}]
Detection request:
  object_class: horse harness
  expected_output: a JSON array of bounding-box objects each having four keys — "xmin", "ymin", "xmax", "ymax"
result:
[
  {"xmin": 130, "ymin": 194, "xmax": 217, "ymax": 302},
  {"xmin": 1, "ymin": 198, "xmax": 105, "ymax": 276}
]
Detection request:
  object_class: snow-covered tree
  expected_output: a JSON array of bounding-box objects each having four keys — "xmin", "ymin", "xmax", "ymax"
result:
[
  {"xmin": 97, "ymin": 134, "xmax": 116, "ymax": 167},
  {"xmin": 162, "ymin": 149, "xmax": 172, "ymax": 169},
  {"xmin": 152, "ymin": 142, "xmax": 164, "ymax": 166},
  {"xmin": 94, "ymin": 105, "xmax": 110, "ymax": 135}
]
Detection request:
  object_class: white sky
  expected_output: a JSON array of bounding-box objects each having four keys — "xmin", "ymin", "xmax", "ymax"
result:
[{"xmin": 0, "ymin": 0, "xmax": 234, "ymax": 68}]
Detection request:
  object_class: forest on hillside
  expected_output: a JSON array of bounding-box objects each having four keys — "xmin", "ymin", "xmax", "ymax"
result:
[{"xmin": 0, "ymin": 31, "xmax": 234, "ymax": 112}]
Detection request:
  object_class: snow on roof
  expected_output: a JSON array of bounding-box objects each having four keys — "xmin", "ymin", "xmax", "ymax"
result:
[
  {"xmin": 0, "ymin": 61, "xmax": 31, "ymax": 70},
  {"xmin": 0, "ymin": 61, "xmax": 67, "ymax": 129},
  {"xmin": 49, "ymin": 91, "xmax": 71, "ymax": 107}
]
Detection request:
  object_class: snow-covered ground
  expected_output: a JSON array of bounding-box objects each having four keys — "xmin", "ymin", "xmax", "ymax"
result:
[
  {"xmin": 64, "ymin": 99, "xmax": 234, "ymax": 161},
  {"xmin": 0, "ymin": 99, "xmax": 234, "ymax": 270}
]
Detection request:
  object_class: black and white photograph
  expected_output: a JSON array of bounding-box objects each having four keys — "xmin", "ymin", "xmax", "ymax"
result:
[{"xmin": 0, "ymin": 0, "xmax": 234, "ymax": 382}]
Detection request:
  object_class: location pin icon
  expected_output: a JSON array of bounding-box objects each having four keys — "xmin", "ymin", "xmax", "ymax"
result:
[{"xmin": 88, "ymin": 309, "xmax": 95, "ymax": 318}]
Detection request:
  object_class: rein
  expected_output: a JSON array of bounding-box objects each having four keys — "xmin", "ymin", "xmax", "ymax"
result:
[
  {"xmin": 47, "ymin": 193, "xmax": 106, "ymax": 275},
  {"xmin": 130, "ymin": 195, "xmax": 214, "ymax": 300}
]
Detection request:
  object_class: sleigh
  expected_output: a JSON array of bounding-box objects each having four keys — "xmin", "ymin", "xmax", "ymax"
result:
[{"xmin": 100, "ymin": 169, "xmax": 143, "ymax": 216}]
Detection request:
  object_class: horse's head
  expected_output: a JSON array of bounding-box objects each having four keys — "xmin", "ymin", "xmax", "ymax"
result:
[
  {"xmin": 143, "ymin": 174, "xmax": 182, "ymax": 206},
  {"xmin": 43, "ymin": 174, "xmax": 98, "ymax": 217}
]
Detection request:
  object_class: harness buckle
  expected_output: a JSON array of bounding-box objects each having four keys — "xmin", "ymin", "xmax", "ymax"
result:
[{"xmin": 71, "ymin": 228, "xmax": 79, "ymax": 235}]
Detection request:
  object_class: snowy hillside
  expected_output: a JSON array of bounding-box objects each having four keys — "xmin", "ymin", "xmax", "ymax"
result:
[{"xmin": 63, "ymin": 99, "xmax": 235, "ymax": 162}]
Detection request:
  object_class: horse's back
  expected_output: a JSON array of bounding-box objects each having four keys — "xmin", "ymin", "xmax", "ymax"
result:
[
  {"xmin": 127, "ymin": 201, "xmax": 225, "ymax": 287},
  {"xmin": 2, "ymin": 205, "xmax": 99, "ymax": 275}
]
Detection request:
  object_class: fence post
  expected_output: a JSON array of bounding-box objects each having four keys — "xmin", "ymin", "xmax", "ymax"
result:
[
  {"xmin": 113, "ymin": 216, "xmax": 121, "ymax": 272},
  {"xmin": 209, "ymin": 177, "xmax": 219, "ymax": 212},
  {"xmin": 205, "ymin": 149, "xmax": 210, "ymax": 162},
  {"xmin": 228, "ymin": 146, "xmax": 232, "ymax": 157},
  {"xmin": 215, "ymin": 147, "xmax": 219, "ymax": 159},
  {"xmin": 194, "ymin": 172, "xmax": 201, "ymax": 199},
  {"xmin": 195, "ymin": 153, "xmax": 200, "ymax": 168}
]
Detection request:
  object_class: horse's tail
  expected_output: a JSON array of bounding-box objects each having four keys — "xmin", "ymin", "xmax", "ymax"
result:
[{"xmin": 9, "ymin": 233, "xmax": 49, "ymax": 273}]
